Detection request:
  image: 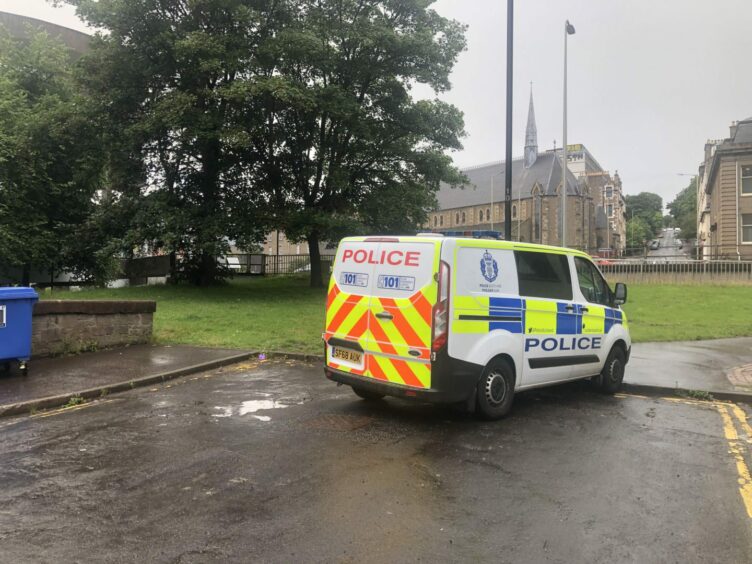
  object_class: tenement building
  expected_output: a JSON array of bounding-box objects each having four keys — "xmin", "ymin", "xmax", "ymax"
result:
[
  {"xmin": 697, "ymin": 116, "xmax": 752, "ymax": 260},
  {"xmin": 430, "ymin": 90, "xmax": 626, "ymax": 255}
]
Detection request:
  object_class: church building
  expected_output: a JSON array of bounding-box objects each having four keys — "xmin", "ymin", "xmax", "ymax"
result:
[{"xmin": 429, "ymin": 89, "xmax": 625, "ymax": 254}]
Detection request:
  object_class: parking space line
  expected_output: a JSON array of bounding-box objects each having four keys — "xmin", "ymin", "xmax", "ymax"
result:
[{"xmin": 716, "ymin": 404, "xmax": 752, "ymax": 519}]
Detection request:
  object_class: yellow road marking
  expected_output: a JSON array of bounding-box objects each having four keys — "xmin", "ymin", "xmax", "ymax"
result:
[
  {"xmin": 31, "ymin": 399, "xmax": 115, "ymax": 419},
  {"xmin": 716, "ymin": 404, "xmax": 752, "ymax": 519},
  {"xmin": 731, "ymin": 404, "xmax": 752, "ymax": 441}
]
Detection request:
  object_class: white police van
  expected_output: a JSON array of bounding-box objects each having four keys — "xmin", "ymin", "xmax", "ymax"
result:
[{"xmin": 323, "ymin": 235, "xmax": 630, "ymax": 419}]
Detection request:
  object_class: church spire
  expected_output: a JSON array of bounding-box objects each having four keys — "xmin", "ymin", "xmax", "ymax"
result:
[{"xmin": 524, "ymin": 83, "xmax": 538, "ymax": 169}]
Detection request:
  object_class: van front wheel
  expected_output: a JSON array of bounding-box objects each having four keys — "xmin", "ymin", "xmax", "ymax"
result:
[
  {"xmin": 599, "ymin": 347, "xmax": 626, "ymax": 394},
  {"xmin": 476, "ymin": 358, "xmax": 515, "ymax": 420}
]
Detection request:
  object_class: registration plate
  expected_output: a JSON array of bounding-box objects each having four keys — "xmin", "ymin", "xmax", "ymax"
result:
[{"xmin": 331, "ymin": 347, "xmax": 363, "ymax": 364}]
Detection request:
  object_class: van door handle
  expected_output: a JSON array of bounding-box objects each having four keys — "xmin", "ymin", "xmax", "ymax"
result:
[
  {"xmin": 565, "ymin": 305, "xmax": 575, "ymax": 312},
  {"xmin": 581, "ymin": 307, "xmax": 589, "ymax": 313},
  {"xmin": 376, "ymin": 312, "xmax": 394, "ymax": 321}
]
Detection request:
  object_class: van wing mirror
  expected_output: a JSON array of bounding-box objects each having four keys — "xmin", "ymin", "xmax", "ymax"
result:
[{"xmin": 614, "ymin": 283, "xmax": 628, "ymax": 305}]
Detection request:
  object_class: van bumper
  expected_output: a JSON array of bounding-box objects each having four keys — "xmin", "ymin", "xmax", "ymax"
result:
[{"xmin": 324, "ymin": 348, "xmax": 482, "ymax": 405}]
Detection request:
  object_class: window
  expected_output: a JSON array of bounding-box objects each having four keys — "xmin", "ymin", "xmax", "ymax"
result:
[
  {"xmin": 440, "ymin": 215, "xmax": 444, "ymax": 227},
  {"xmin": 512, "ymin": 205, "xmax": 517, "ymax": 219},
  {"xmin": 743, "ymin": 214, "xmax": 752, "ymax": 243},
  {"xmin": 461, "ymin": 211, "xmax": 466, "ymax": 224},
  {"xmin": 486, "ymin": 208, "xmax": 491, "ymax": 222},
  {"xmin": 742, "ymin": 165, "xmax": 752, "ymax": 195},
  {"xmin": 514, "ymin": 251, "xmax": 573, "ymax": 300},
  {"xmin": 607, "ymin": 204, "xmax": 613, "ymax": 217},
  {"xmin": 479, "ymin": 210, "xmax": 484, "ymax": 222},
  {"xmin": 606, "ymin": 187, "xmax": 613, "ymax": 199},
  {"xmin": 433, "ymin": 216, "xmax": 438, "ymax": 227},
  {"xmin": 455, "ymin": 213, "xmax": 460, "ymax": 224},
  {"xmin": 575, "ymin": 257, "xmax": 611, "ymax": 306}
]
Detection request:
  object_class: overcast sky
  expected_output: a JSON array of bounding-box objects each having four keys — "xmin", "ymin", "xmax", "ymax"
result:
[{"xmin": 2, "ymin": 0, "xmax": 751, "ymax": 204}]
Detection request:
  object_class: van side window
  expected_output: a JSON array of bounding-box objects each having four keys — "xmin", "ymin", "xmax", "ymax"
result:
[
  {"xmin": 514, "ymin": 251, "xmax": 573, "ymax": 301},
  {"xmin": 575, "ymin": 257, "xmax": 611, "ymax": 306}
]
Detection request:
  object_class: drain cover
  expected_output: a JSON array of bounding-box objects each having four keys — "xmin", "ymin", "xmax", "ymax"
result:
[
  {"xmin": 727, "ymin": 364, "xmax": 752, "ymax": 388},
  {"xmin": 306, "ymin": 414, "xmax": 373, "ymax": 431}
]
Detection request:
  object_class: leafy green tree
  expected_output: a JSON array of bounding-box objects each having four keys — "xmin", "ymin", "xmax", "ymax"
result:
[
  {"xmin": 625, "ymin": 216, "xmax": 652, "ymax": 253},
  {"xmin": 0, "ymin": 29, "xmax": 108, "ymax": 285},
  {"xmin": 625, "ymin": 192, "xmax": 663, "ymax": 236},
  {"xmin": 668, "ymin": 178, "xmax": 697, "ymax": 241},
  {"xmin": 240, "ymin": 0, "xmax": 467, "ymax": 287},
  {"xmin": 63, "ymin": 0, "xmax": 467, "ymax": 287},
  {"xmin": 64, "ymin": 0, "xmax": 269, "ymax": 286}
]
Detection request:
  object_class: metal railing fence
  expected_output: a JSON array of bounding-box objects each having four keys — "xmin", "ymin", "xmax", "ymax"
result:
[{"xmin": 226, "ymin": 254, "xmax": 337, "ymax": 276}]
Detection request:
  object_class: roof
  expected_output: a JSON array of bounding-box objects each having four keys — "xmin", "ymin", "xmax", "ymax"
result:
[
  {"xmin": 732, "ymin": 118, "xmax": 752, "ymax": 144},
  {"xmin": 0, "ymin": 11, "xmax": 91, "ymax": 55},
  {"xmin": 436, "ymin": 152, "xmax": 580, "ymax": 211}
]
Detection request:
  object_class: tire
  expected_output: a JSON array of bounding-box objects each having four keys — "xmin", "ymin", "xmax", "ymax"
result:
[
  {"xmin": 476, "ymin": 358, "xmax": 515, "ymax": 420},
  {"xmin": 599, "ymin": 347, "xmax": 626, "ymax": 394},
  {"xmin": 352, "ymin": 386, "xmax": 385, "ymax": 401}
]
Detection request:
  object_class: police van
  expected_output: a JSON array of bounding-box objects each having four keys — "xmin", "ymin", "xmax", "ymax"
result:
[{"xmin": 323, "ymin": 235, "xmax": 630, "ymax": 419}]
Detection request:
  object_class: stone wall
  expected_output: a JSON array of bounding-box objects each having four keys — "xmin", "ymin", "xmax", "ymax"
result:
[{"xmin": 32, "ymin": 301, "xmax": 157, "ymax": 357}]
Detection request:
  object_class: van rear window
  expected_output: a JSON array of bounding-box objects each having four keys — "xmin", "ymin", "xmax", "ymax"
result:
[{"xmin": 514, "ymin": 251, "xmax": 573, "ymax": 300}]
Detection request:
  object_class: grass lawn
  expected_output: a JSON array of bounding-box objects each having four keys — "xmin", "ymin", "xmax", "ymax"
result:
[{"xmin": 41, "ymin": 278, "xmax": 752, "ymax": 352}]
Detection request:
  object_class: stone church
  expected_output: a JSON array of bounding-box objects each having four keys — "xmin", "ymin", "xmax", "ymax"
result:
[{"xmin": 429, "ymin": 90, "xmax": 625, "ymax": 254}]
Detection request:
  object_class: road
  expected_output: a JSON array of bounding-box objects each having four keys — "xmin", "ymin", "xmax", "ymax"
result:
[
  {"xmin": 2, "ymin": 359, "xmax": 752, "ymax": 563},
  {"xmin": 648, "ymin": 228, "xmax": 690, "ymax": 261}
]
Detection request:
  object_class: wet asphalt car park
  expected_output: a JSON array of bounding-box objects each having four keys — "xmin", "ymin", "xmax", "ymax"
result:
[{"xmin": 1, "ymin": 359, "xmax": 752, "ymax": 563}]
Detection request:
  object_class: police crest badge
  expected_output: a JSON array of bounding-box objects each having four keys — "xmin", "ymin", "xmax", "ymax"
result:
[{"xmin": 480, "ymin": 250, "xmax": 499, "ymax": 283}]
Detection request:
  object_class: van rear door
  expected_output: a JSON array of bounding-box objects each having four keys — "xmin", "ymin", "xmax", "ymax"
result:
[
  {"xmin": 325, "ymin": 239, "xmax": 378, "ymax": 377},
  {"xmin": 365, "ymin": 239, "xmax": 439, "ymax": 389}
]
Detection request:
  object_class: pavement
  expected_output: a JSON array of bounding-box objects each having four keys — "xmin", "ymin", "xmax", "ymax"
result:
[
  {"xmin": 1, "ymin": 358, "xmax": 751, "ymax": 563},
  {"xmin": 625, "ymin": 337, "xmax": 752, "ymax": 398},
  {"xmin": 0, "ymin": 345, "xmax": 255, "ymax": 416},
  {"xmin": 1, "ymin": 338, "xmax": 752, "ymax": 417}
]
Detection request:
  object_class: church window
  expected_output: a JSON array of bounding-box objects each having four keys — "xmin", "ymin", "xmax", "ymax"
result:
[{"xmin": 512, "ymin": 205, "xmax": 517, "ymax": 219}]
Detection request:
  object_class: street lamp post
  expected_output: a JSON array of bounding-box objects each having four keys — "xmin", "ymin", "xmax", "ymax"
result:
[
  {"xmin": 561, "ymin": 20, "xmax": 576, "ymax": 247},
  {"xmin": 503, "ymin": 0, "xmax": 514, "ymax": 241}
]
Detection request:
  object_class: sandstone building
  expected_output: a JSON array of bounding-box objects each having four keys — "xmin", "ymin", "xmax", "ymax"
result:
[{"xmin": 697, "ymin": 116, "xmax": 752, "ymax": 260}]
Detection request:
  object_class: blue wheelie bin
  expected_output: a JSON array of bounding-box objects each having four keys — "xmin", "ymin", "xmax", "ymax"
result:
[{"xmin": 0, "ymin": 287, "xmax": 39, "ymax": 375}]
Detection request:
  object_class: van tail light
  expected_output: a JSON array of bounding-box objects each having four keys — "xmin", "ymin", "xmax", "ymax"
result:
[{"xmin": 431, "ymin": 260, "xmax": 450, "ymax": 352}]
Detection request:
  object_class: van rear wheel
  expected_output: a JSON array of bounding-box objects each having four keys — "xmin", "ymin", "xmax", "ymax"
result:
[
  {"xmin": 476, "ymin": 358, "xmax": 515, "ymax": 420},
  {"xmin": 352, "ymin": 386, "xmax": 385, "ymax": 401}
]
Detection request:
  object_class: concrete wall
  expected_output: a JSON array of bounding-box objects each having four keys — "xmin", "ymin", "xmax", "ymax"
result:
[{"xmin": 32, "ymin": 301, "xmax": 156, "ymax": 357}]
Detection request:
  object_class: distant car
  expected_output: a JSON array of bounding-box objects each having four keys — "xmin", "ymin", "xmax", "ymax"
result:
[
  {"xmin": 593, "ymin": 257, "xmax": 615, "ymax": 267},
  {"xmin": 649, "ymin": 240, "xmax": 660, "ymax": 250}
]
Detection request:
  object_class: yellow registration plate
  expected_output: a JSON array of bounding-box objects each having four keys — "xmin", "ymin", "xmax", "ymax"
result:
[{"xmin": 331, "ymin": 347, "xmax": 363, "ymax": 364}]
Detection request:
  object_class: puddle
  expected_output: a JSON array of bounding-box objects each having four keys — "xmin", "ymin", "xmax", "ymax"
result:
[{"xmin": 212, "ymin": 398, "xmax": 305, "ymax": 421}]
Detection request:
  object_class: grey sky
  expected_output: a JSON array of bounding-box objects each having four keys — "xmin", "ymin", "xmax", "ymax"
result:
[{"xmin": 2, "ymin": 0, "xmax": 751, "ymax": 205}]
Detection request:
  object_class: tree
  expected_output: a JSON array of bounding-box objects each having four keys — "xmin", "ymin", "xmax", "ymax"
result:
[
  {"xmin": 63, "ymin": 0, "xmax": 467, "ymax": 287},
  {"xmin": 668, "ymin": 178, "xmax": 697, "ymax": 241},
  {"xmin": 0, "ymin": 29, "xmax": 109, "ymax": 285},
  {"xmin": 247, "ymin": 0, "xmax": 467, "ymax": 287},
  {"xmin": 625, "ymin": 192, "xmax": 663, "ymax": 236},
  {"xmin": 64, "ymin": 0, "xmax": 270, "ymax": 286},
  {"xmin": 625, "ymin": 216, "xmax": 652, "ymax": 253}
]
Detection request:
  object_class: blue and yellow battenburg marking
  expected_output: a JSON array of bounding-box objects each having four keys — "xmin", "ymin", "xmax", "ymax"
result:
[{"xmin": 452, "ymin": 296, "xmax": 625, "ymax": 336}]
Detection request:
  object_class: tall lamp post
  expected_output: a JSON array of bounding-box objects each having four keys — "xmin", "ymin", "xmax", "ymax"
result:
[
  {"xmin": 503, "ymin": 0, "xmax": 514, "ymax": 241},
  {"xmin": 561, "ymin": 20, "xmax": 576, "ymax": 247}
]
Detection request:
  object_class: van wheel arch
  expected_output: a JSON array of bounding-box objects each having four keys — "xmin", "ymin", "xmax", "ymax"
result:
[{"xmin": 482, "ymin": 354, "xmax": 517, "ymax": 388}]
